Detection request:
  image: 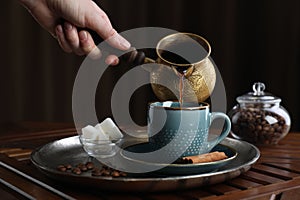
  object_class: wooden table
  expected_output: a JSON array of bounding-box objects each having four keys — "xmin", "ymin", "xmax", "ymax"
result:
[{"xmin": 0, "ymin": 122, "xmax": 300, "ymax": 200}]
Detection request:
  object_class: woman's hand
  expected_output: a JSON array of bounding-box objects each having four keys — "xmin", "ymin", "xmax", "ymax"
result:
[{"xmin": 19, "ymin": 0, "xmax": 131, "ymax": 64}]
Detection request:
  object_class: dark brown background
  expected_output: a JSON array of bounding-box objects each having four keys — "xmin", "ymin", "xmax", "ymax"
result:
[{"xmin": 0, "ymin": 0, "xmax": 299, "ymax": 132}]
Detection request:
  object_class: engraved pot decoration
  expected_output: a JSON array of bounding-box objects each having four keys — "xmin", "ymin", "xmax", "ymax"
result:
[{"xmin": 145, "ymin": 33, "xmax": 216, "ymax": 103}]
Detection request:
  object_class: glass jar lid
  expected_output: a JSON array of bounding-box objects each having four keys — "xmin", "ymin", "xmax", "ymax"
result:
[{"xmin": 236, "ymin": 82, "xmax": 281, "ymax": 104}]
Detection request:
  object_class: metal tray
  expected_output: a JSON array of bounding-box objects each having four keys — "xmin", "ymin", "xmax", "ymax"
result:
[{"xmin": 31, "ymin": 136, "xmax": 260, "ymax": 192}]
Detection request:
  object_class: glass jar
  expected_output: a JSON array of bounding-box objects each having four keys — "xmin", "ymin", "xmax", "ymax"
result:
[{"xmin": 228, "ymin": 82, "xmax": 291, "ymax": 145}]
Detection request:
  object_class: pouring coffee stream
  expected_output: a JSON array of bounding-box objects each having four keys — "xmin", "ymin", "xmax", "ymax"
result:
[{"xmin": 120, "ymin": 47, "xmax": 191, "ymax": 105}]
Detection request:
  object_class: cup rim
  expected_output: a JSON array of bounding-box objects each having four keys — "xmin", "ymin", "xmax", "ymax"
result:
[
  {"xmin": 149, "ymin": 101, "xmax": 209, "ymax": 110},
  {"xmin": 156, "ymin": 32, "xmax": 211, "ymax": 67}
]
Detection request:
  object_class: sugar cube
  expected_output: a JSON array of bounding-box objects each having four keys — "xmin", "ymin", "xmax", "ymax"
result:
[
  {"xmin": 82, "ymin": 125, "xmax": 109, "ymax": 140},
  {"xmin": 98, "ymin": 118, "xmax": 123, "ymax": 140},
  {"xmin": 81, "ymin": 125, "xmax": 99, "ymax": 140}
]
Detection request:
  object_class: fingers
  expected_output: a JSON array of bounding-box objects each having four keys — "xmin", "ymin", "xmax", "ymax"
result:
[
  {"xmin": 55, "ymin": 24, "xmax": 72, "ymax": 53},
  {"xmin": 105, "ymin": 55, "xmax": 119, "ymax": 66},
  {"xmin": 55, "ymin": 22, "xmax": 101, "ymax": 59},
  {"xmin": 78, "ymin": 30, "xmax": 101, "ymax": 60},
  {"xmin": 79, "ymin": 33, "xmax": 119, "ymax": 64},
  {"xmin": 55, "ymin": 22, "xmax": 119, "ymax": 65},
  {"xmin": 63, "ymin": 22, "xmax": 83, "ymax": 55}
]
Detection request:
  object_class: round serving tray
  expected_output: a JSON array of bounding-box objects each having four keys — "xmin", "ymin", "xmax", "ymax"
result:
[{"xmin": 31, "ymin": 136, "xmax": 260, "ymax": 192}]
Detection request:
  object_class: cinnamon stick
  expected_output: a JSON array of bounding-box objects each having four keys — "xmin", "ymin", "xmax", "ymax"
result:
[{"xmin": 183, "ymin": 151, "xmax": 228, "ymax": 164}]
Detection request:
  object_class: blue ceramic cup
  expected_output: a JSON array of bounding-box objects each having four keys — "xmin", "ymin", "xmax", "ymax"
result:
[{"xmin": 148, "ymin": 101, "xmax": 231, "ymax": 157}]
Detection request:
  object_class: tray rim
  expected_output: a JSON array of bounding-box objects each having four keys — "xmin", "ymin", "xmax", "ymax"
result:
[{"xmin": 30, "ymin": 135, "xmax": 260, "ymax": 191}]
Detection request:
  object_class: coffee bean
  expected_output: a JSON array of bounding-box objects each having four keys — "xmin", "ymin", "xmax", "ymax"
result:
[
  {"xmin": 101, "ymin": 169, "xmax": 111, "ymax": 176},
  {"xmin": 249, "ymin": 124, "xmax": 255, "ymax": 131},
  {"xmin": 76, "ymin": 163, "xmax": 85, "ymax": 168},
  {"xmin": 80, "ymin": 165, "xmax": 88, "ymax": 172},
  {"xmin": 256, "ymin": 125, "xmax": 262, "ymax": 131},
  {"xmin": 231, "ymin": 106, "xmax": 290, "ymax": 145},
  {"xmin": 263, "ymin": 125, "xmax": 270, "ymax": 131},
  {"xmin": 111, "ymin": 171, "xmax": 120, "ymax": 177},
  {"xmin": 85, "ymin": 162, "xmax": 94, "ymax": 170},
  {"xmin": 65, "ymin": 164, "xmax": 72, "ymax": 170},
  {"xmin": 91, "ymin": 168, "xmax": 102, "ymax": 176},
  {"xmin": 57, "ymin": 165, "xmax": 67, "ymax": 172},
  {"xmin": 119, "ymin": 172, "xmax": 127, "ymax": 177},
  {"xmin": 72, "ymin": 167, "xmax": 82, "ymax": 175}
]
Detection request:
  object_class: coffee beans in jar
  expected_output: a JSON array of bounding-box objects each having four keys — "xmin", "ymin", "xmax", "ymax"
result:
[
  {"xmin": 230, "ymin": 106, "xmax": 290, "ymax": 144},
  {"xmin": 228, "ymin": 82, "xmax": 291, "ymax": 145}
]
